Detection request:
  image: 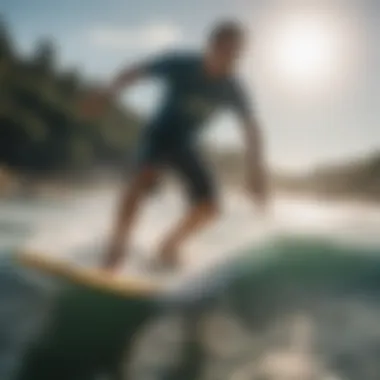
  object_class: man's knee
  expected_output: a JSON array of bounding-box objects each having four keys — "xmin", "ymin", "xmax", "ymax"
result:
[
  {"xmin": 130, "ymin": 167, "xmax": 160, "ymax": 195},
  {"xmin": 197, "ymin": 199, "xmax": 220, "ymax": 221},
  {"xmin": 188, "ymin": 179, "xmax": 219, "ymax": 221},
  {"xmin": 119, "ymin": 167, "xmax": 159, "ymax": 214}
]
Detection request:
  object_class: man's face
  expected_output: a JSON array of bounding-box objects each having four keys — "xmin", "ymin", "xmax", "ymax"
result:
[{"xmin": 211, "ymin": 36, "xmax": 245, "ymax": 74}]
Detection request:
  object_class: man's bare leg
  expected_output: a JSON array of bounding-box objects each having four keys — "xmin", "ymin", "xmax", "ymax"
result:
[
  {"xmin": 158, "ymin": 201, "xmax": 219, "ymax": 266},
  {"xmin": 103, "ymin": 168, "xmax": 159, "ymax": 270}
]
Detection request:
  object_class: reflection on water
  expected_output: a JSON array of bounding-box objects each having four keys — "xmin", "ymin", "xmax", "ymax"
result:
[{"xmin": 1, "ymin": 189, "xmax": 380, "ymax": 380}]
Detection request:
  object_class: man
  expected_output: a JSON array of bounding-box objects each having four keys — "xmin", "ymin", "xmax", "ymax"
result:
[{"xmin": 82, "ymin": 20, "xmax": 269, "ymax": 271}]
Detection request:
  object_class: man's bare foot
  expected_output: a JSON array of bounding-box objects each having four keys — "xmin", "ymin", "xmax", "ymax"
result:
[
  {"xmin": 102, "ymin": 242, "xmax": 125, "ymax": 271},
  {"xmin": 154, "ymin": 242, "xmax": 181, "ymax": 270}
]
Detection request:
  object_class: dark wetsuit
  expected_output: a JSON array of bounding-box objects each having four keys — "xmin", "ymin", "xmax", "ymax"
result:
[{"xmin": 135, "ymin": 51, "xmax": 253, "ymax": 203}]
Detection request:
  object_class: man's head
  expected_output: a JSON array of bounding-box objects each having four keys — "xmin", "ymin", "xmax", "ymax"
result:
[{"xmin": 206, "ymin": 21, "xmax": 246, "ymax": 75}]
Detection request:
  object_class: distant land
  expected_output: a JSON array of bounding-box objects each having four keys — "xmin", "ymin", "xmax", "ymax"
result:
[
  {"xmin": 208, "ymin": 148, "xmax": 380, "ymax": 203},
  {"xmin": 276, "ymin": 152, "xmax": 380, "ymax": 202}
]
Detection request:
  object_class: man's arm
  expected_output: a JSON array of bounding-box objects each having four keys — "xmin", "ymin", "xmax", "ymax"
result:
[
  {"xmin": 107, "ymin": 65, "xmax": 147, "ymax": 98},
  {"xmin": 81, "ymin": 53, "xmax": 177, "ymax": 118},
  {"xmin": 241, "ymin": 116, "xmax": 268, "ymax": 208},
  {"xmin": 80, "ymin": 65, "xmax": 148, "ymax": 118},
  {"xmin": 229, "ymin": 80, "xmax": 269, "ymax": 209}
]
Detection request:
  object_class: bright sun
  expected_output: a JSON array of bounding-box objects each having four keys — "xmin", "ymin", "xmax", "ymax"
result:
[
  {"xmin": 278, "ymin": 22, "xmax": 333, "ymax": 80},
  {"xmin": 266, "ymin": 13, "xmax": 345, "ymax": 91}
]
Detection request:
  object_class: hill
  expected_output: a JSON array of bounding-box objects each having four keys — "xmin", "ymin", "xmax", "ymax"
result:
[
  {"xmin": 206, "ymin": 146, "xmax": 380, "ymax": 202},
  {"xmin": 276, "ymin": 152, "xmax": 380, "ymax": 202},
  {"xmin": 0, "ymin": 17, "xmax": 140, "ymax": 182}
]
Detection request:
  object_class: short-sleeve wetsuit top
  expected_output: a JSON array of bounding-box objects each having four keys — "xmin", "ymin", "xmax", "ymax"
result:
[{"xmin": 142, "ymin": 51, "xmax": 253, "ymax": 144}]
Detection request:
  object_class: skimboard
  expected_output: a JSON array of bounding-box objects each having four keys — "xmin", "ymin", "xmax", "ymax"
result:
[
  {"xmin": 16, "ymin": 250, "xmax": 168, "ymax": 297},
  {"xmin": 15, "ymin": 241, "xmax": 253, "ymax": 304}
]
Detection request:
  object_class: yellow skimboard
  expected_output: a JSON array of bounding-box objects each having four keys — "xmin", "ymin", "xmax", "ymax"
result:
[{"xmin": 16, "ymin": 250, "xmax": 166, "ymax": 298}]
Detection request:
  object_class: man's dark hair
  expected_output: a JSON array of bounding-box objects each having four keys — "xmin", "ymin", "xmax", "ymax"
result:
[{"xmin": 209, "ymin": 21, "xmax": 245, "ymax": 45}]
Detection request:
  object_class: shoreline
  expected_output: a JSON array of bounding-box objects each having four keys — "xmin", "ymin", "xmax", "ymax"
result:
[{"xmin": 1, "ymin": 166, "xmax": 379, "ymax": 207}]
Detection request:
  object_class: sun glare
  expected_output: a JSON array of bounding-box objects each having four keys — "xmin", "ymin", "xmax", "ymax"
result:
[
  {"xmin": 276, "ymin": 19, "xmax": 335, "ymax": 84},
  {"xmin": 259, "ymin": 9, "xmax": 356, "ymax": 94}
]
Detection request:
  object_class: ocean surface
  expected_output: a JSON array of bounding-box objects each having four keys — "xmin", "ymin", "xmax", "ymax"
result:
[{"xmin": 1, "ymin": 188, "xmax": 380, "ymax": 380}]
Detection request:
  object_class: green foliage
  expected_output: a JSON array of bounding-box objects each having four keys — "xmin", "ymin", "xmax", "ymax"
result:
[{"xmin": 0, "ymin": 17, "xmax": 140, "ymax": 178}]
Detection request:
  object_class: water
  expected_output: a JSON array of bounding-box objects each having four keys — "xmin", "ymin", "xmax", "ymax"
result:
[{"xmin": 1, "ymin": 188, "xmax": 380, "ymax": 380}]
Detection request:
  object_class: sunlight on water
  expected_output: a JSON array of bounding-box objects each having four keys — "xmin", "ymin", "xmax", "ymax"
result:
[{"xmin": 19, "ymin": 189, "xmax": 380, "ymax": 263}]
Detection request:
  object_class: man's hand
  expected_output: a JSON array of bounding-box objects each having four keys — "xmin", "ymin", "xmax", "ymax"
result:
[
  {"xmin": 79, "ymin": 90, "xmax": 112, "ymax": 119},
  {"xmin": 240, "ymin": 118, "xmax": 269, "ymax": 215},
  {"xmin": 247, "ymin": 163, "xmax": 269, "ymax": 215}
]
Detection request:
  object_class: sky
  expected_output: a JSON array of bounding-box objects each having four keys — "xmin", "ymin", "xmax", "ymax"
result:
[{"xmin": 2, "ymin": 0, "xmax": 380, "ymax": 173}]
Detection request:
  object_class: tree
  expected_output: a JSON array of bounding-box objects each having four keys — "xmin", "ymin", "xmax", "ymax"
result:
[
  {"xmin": 0, "ymin": 18, "xmax": 140, "ymax": 181},
  {"xmin": 33, "ymin": 38, "xmax": 55, "ymax": 75},
  {"xmin": 0, "ymin": 16, "xmax": 13, "ymax": 59}
]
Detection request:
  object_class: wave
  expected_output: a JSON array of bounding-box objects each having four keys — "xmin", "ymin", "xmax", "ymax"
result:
[{"xmin": 1, "ymin": 236, "xmax": 380, "ymax": 379}]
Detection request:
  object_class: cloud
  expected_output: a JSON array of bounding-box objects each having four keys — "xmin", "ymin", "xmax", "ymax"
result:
[{"xmin": 88, "ymin": 23, "xmax": 183, "ymax": 52}]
